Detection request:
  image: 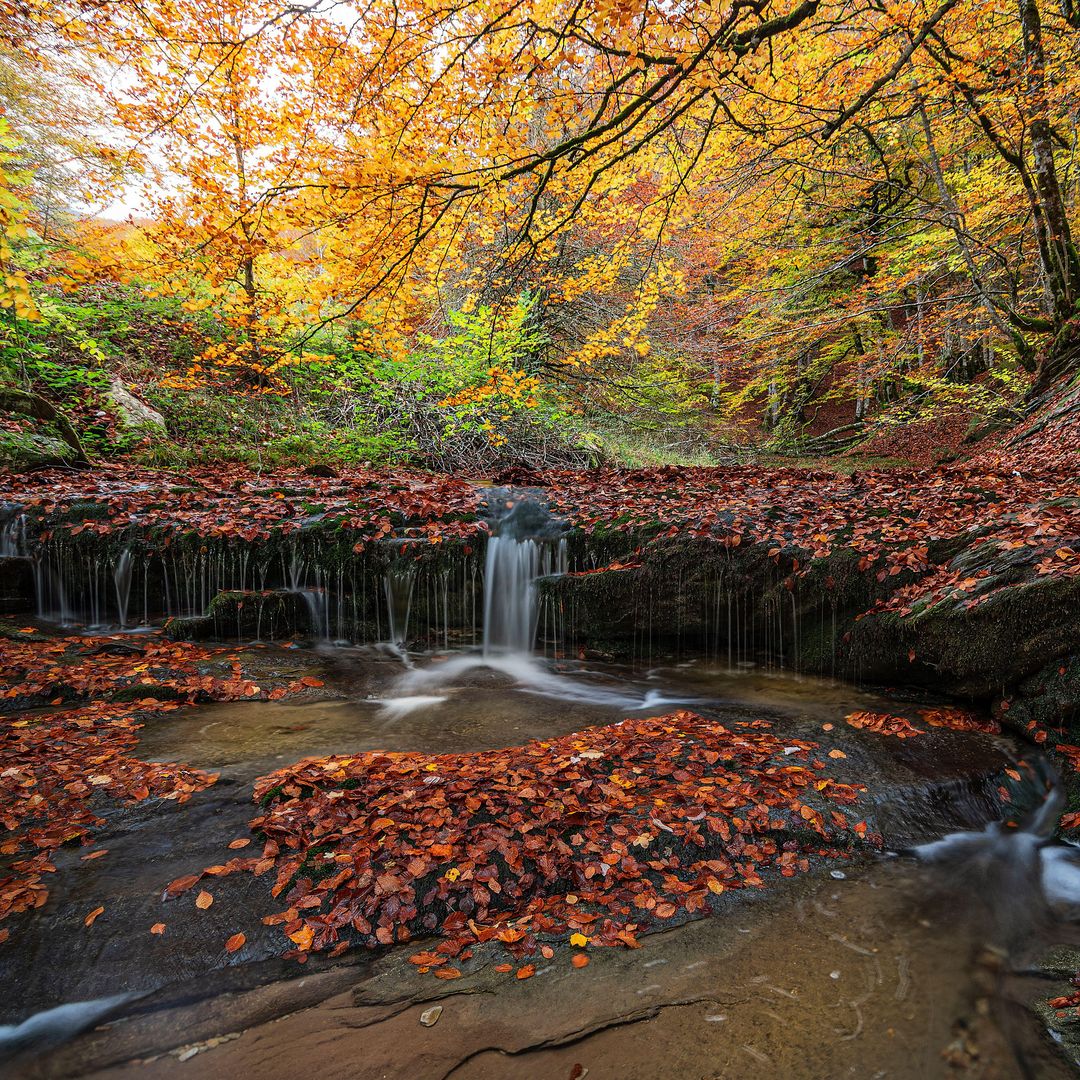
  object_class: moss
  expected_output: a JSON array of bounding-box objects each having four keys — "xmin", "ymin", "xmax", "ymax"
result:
[{"xmin": 0, "ymin": 428, "xmax": 77, "ymax": 469}]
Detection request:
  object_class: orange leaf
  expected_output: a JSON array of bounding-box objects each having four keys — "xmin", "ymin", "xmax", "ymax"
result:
[
  {"xmin": 572, "ymin": 954, "xmax": 589, "ymax": 969},
  {"xmin": 228, "ymin": 838, "xmax": 251, "ymax": 849},
  {"xmin": 288, "ymin": 925, "xmax": 314, "ymax": 950},
  {"xmin": 516, "ymin": 964, "xmax": 535, "ymax": 980},
  {"xmin": 225, "ymin": 932, "xmax": 246, "ymax": 953},
  {"xmin": 195, "ymin": 890, "xmax": 213, "ymax": 910},
  {"xmin": 434, "ymin": 966, "xmax": 462, "ymax": 980},
  {"xmin": 84, "ymin": 906, "xmax": 104, "ymax": 927}
]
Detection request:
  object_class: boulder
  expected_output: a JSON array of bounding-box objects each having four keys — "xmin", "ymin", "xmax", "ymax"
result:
[
  {"xmin": 0, "ymin": 389, "xmax": 87, "ymax": 466},
  {"xmin": 107, "ymin": 378, "xmax": 166, "ymax": 432}
]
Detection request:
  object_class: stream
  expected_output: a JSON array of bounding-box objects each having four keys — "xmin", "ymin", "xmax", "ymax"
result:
[{"xmin": 3, "ymin": 497, "xmax": 1080, "ymax": 1077}]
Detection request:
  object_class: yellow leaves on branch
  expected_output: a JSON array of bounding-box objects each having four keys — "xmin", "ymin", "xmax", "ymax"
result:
[{"xmin": 439, "ymin": 368, "xmax": 540, "ymax": 411}]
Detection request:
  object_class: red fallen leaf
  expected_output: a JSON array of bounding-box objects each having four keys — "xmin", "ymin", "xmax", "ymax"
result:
[
  {"xmin": 84, "ymin": 906, "xmax": 104, "ymax": 927},
  {"xmin": 571, "ymin": 954, "xmax": 589, "ymax": 969},
  {"xmin": 195, "ymin": 890, "xmax": 214, "ymax": 910},
  {"xmin": 228, "ymin": 838, "xmax": 251, "ymax": 849},
  {"xmin": 828, "ymin": 749, "xmax": 846, "ymax": 759},
  {"xmin": 225, "ymin": 932, "xmax": 246, "ymax": 952},
  {"xmin": 300, "ymin": 677, "xmax": 324, "ymax": 688},
  {"xmin": 434, "ymin": 967, "xmax": 462, "ymax": 980},
  {"xmin": 540, "ymin": 945, "xmax": 554, "ymax": 959},
  {"xmin": 516, "ymin": 964, "xmax": 536, "ymax": 980},
  {"xmin": 80, "ymin": 849, "xmax": 109, "ymax": 861},
  {"xmin": 409, "ymin": 951, "xmax": 445, "ymax": 966},
  {"xmin": 163, "ymin": 874, "xmax": 201, "ymax": 899},
  {"xmin": 494, "ymin": 963, "xmax": 513, "ymax": 973},
  {"xmin": 150, "ymin": 922, "xmax": 166, "ymax": 935}
]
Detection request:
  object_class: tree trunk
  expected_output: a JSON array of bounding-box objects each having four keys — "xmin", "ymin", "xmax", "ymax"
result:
[{"xmin": 1018, "ymin": 0, "xmax": 1080, "ymax": 386}]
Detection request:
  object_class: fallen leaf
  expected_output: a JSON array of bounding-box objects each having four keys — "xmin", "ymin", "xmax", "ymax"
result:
[{"xmin": 84, "ymin": 906, "xmax": 104, "ymax": 927}]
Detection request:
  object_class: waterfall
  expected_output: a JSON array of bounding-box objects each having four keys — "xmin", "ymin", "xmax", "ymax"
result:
[
  {"xmin": 113, "ymin": 549, "xmax": 133, "ymax": 628},
  {"xmin": 482, "ymin": 498, "xmax": 567, "ymax": 656},
  {"xmin": 383, "ymin": 566, "xmax": 416, "ymax": 646}
]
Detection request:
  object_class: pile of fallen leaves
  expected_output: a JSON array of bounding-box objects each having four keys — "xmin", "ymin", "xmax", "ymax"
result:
[
  {"xmin": 191, "ymin": 711, "xmax": 867, "ymax": 971},
  {"xmin": 0, "ymin": 631, "xmax": 321, "ymax": 933},
  {"xmin": 844, "ymin": 710, "xmax": 922, "ymax": 738},
  {"xmin": 0, "ymin": 632, "xmax": 319, "ymax": 705},
  {"xmin": 917, "ymin": 705, "xmax": 1000, "ymax": 735}
]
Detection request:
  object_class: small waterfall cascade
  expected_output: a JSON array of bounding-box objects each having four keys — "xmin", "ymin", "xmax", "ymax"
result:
[
  {"xmin": 0, "ymin": 506, "xmax": 488, "ymax": 644},
  {"xmin": 1, "ymin": 513, "xmax": 28, "ymax": 558},
  {"xmin": 112, "ymin": 549, "xmax": 134, "ymax": 628},
  {"xmin": 913, "ymin": 757, "xmax": 1080, "ymax": 929},
  {"xmin": 482, "ymin": 497, "xmax": 567, "ymax": 656},
  {"xmin": 382, "ymin": 564, "xmax": 416, "ymax": 646}
]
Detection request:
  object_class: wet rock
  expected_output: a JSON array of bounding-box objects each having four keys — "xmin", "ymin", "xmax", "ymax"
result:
[
  {"xmin": 544, "ymin": 528, "xmax": 1080, "ymax": 705},
  {"xmin": 997, "ymin": 653, "xmax": 1080, "ymax": 736},
  {"xmin": 845, "ymin": 540, "xmax": 1080, "ymax": 697},
  {"xmin": 0, "ymin": 556, "xmax": 33, "ymax": 613},
  {"xmin": 166, "ymin": 590, "xmax": 310, "ymax": 641}
]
